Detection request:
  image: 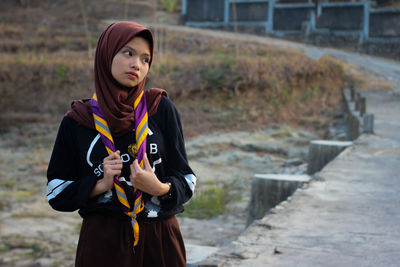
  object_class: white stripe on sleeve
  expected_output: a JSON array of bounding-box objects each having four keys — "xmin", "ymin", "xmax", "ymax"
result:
[
  {"xmin": 46, "ymin": 179, "xmax": 74, "ymax": 202},
  {"xmin": 184, "ymin": 174, "xmax": 197, "ymax": 193}
]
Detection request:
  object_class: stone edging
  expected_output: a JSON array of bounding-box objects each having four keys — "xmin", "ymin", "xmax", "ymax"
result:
[{"xmin": 342, "ymin": 87, "xmax": 374, "ymax": 140}]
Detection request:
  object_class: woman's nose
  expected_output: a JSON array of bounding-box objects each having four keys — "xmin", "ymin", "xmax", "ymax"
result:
[{"xmin": 130, "ymin": 57, "xmax": 140, "ymax": 70}]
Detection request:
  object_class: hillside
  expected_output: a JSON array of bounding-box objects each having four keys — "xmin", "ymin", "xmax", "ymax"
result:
[{"xmin": 0, "ymin": 0, "xmax": 365, "ymax": 137}]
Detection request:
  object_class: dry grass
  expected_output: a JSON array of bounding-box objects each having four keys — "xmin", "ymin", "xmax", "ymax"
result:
[
  {"xmin": 0, "ymin": 51, "xmax": 93, "ymax": 114},
  {"xmin": 0, "ymin": 43, "xmax": 349, "ymax": 136},
  {"xmin": 0, "ymin": 28, "xmax": 353, "ymax": 137},
  {"xmin": 0, "ymin": 2, "xmax": 365, "ymax": 137},
  {"xmin": 338, "ymin": 59, "xmax": 394, "ymax": 91},
  {"xmin": 148, "ymin": 33, "xmax": 349, "ymax": 135}
]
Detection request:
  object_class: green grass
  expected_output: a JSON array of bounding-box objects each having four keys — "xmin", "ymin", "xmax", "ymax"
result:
[
  {"xmin": 52, "ymin": 259, "xmax": 63, "ymax": 266},
  {"xmin": 183, "ymin": 186, "xmax": 229, "ymax": 219},
  {"xmin": 0, "ymin": 243, "xmax": 12, "ymax": 253}
]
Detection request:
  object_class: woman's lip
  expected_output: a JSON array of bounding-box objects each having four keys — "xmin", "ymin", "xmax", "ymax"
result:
[{"xmin": 126, "ymin": 72, "xmax": 138, "ymax": 79}]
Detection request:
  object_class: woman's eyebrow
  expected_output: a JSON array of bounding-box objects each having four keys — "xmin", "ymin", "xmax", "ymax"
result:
[{"xmin": 124, "ymin": 45, "xmax": 151, "ymax": 57}]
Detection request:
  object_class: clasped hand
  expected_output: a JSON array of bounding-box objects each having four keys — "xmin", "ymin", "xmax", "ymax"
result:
[
  {"xmin": 100, "ymin": 151, "xmax": 168, "ymax": 196},
  {"xmin": 130, "ymin": 153, "xmax": 169, "ymax": 196}
]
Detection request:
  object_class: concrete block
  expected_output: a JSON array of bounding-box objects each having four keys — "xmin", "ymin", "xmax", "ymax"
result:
[
  {"xmin": 359, "ymin": 96, "xmax": 366, "ymax": 116},
  {"xmin": 350, "ymin": 86, "xmax": 355, "ymax": 101},
  {"xmin": 363, "ymin": 113, "xmax": 374, "ymax": 133},
  {"xmin": 247, "ymin": 174, "xmax": 310, "ymax": 226},
  {"xmin": 307, "ymin": 140, "xmax": 352, "ymax": 174},
  {"xmin": 348, "ymin": 112, "xmax": 360, "ymax": 140}
]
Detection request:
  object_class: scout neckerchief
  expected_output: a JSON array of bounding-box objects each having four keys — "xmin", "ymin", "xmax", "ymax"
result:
[{"xmin": 91, "ymin": 90, "xmax": 148, "ymax": 249}]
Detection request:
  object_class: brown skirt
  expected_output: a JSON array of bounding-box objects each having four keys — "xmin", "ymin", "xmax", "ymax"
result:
[{"xmin": 75, "ymin": 213, "xmax": 186, "ymax": 267}]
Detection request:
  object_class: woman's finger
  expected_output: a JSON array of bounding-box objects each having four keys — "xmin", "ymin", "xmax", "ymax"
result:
[
  {"xmin": 130, "ymin": 160, "xmax": 139, "ymax": 177},
  {"xmin": 104, "ymin": 150, "xmax": 121, "ymax": 161},
  {"xmin": 108, "ymin": 163, "xmax": 123, "ymax": 170},
  {"xmin": 133, "ymin": 159, "xmax": 142, "ymax": 172},
  {"xmin": 104, "ymin": 159, "xmax": 122, "ymax": 167},
  {"xmin": 143, "ymin": 153, "xmax": 152, "ymax": 171}
]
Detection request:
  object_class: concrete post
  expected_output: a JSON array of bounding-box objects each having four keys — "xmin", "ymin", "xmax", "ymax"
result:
[
  {"xmin": 182, "ymin": 0, "xmax": 187, "ymax": 16},
  {"xmin": 309, "ymin": 9, "xmax": 316, "ymax": 32},
  {"xmin": 247, "ymin": 174, "xmax": 310, "ymax": 226},
  {"xmin": 359, "ymin": 96, "xmax": 366, "ymax": 116},
  {"xmin": 317, "ymin": 1, "xmax": 322, "ymax": 18},
  {"xmin": 349, "ymin": 111, "xmax": 360, "ymax": 140},
  {"xmin": 224, "ymin": 0, "xmax": 230, "ymax": 26},
  {"xmin": 363, "ymin": 1, "xmax": 370, "ymax": 43},
  {"xmin": 267, "ymin": 0, "xmax": 275, "ymax": 34},
  {"xmin": 355, "ymin": 93, "xmax": 361, "ymax": 111},
  {"xmin": 363, "ymin": 113, "xmax": 374, "ymax": 133},
  {"xmin": 307, "ymin": 140, "xmax": 352, "ymax": 174},
  {"xmin": 350, "ymin": 86, "xmax": 355, "ymax": 101}
]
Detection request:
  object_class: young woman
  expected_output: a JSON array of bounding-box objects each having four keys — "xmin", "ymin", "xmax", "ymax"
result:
[{"xmin": 46, "ymin": 21, "xmax": 196, "ymax": 266}]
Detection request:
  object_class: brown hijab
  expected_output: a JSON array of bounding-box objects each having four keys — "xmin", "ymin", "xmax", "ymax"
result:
[{"xmin": 66, "ymin": 21, "xmax": 167, "ymax": 136}]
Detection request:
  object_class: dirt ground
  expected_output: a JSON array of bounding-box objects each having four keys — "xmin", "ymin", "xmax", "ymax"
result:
[{"xmin": 0, "ymin": 116, "xmax": 327, "ymax": 266}]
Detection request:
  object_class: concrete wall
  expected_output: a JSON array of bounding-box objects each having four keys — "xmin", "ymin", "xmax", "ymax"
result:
[
  {"xmin": 273, "ymin": 4, "xmax": 314, "ymax": 31},
  {"xmin": 316, "ymin": 4, "xmax": 364, "ymax": 30},
  {"xmin": 369, "ymin": 9, "xmax": 400, "ymax": 37},
  {"xmin": 182, "ymin": 0, "xmax": 400, "ymax": 43},
  {"xmin": 229, "ymin": 1, "xmax": 269, "ymax": 22},
  {"xmin": 185, "ymin": 0, "xmax": 225, "ymax": 22}
]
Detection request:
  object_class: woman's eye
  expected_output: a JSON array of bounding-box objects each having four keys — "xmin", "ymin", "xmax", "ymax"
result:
[
  {"xmin": 123, "ymin": 51, "xmax": 132, "ymax": 56},
  {"xmin": 142, "ymin": 57, "xmax": 150, "ymax": 63}
]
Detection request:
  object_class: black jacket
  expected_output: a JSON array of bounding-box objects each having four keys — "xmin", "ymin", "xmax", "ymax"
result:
[{"xmin": 46, "ymin": 96, "xmax": 196, "ymax": 221}]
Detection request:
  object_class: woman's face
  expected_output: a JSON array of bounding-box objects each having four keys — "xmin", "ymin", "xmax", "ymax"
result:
[{"xmin": 111, "ymin": 36, "xmax": 151, "ymax": 88}]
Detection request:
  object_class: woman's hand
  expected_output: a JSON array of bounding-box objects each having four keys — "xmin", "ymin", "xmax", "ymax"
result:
[
  {"xmin": 130, "ymin": 153, "xmax": 170, "ymax": 196},
  {"xmin": 91, "ymin": 151, "xmax": 122, "ymax": 197},
  {"xmin": 102, "ymin": 150, "xmax": 123, "ymax": 187}
]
